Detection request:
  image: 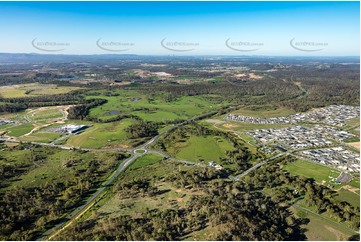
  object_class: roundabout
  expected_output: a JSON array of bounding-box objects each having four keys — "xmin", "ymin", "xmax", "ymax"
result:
[{"xmin": 134, "ymin": 149, "xmax": 147, "ymax": 154}]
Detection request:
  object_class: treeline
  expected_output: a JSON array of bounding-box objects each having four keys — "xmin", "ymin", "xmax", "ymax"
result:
[
  {"xmin": 144, "ymin": 80, "xmax": 302, "ymax": 105},
  {"xmin": 67, "ymin": 98, "xmax": 107, "ymax": 120},
  {"xmin": 166, "ymin": 166, "xmax": 229, "ymax": 188},
  {"xmin": 0, "ymin": 90, "xmax": 86, "ymax": 113},
  {"xmin": 125, "ymin": 120, "xmax": 158, "ymax": 139},
  {"xmin": 0, "ymin": 102, "xmax": 28, "ymax": 113},
  {"xmin": 0, "ymin": 73, "xmax": 65, "ymax": 87},
  {"xmin": 86, "ymin": 113, "xmax": 141, "ymax": 123},
  {"xmin": 244, "ymin": 156, "xmax": 360, "ymax": 231}
]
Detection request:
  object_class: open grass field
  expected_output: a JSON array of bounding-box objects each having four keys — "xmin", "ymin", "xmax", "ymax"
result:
[
  {"xmin": 201, "ymin": 120, "xmax": 260, "ymax": 155},
  {"xmin": 0, "ymin": 83, "xmax": 81, "ymax": 98},
  {"xmin": 7, "ymin": 149, "xmax": 79, "ymax": 189},
  {"xmin": 284, "ymin": 160, "xmax": 343, "ymax": 188},
  {"xmin": 31, "ymin": 108, "xmax": 63, "ymax": 120},
  {"xmin": 238, "ymin": 132, "xmax": 256, "ymax": 142},
  {"xmin": 335, "ymin": 188, "xmax": 360, "ymax": 208},
  {"xmin": 90, "ymin": 155, "xmax": 202, "ymax": 220},
  {"xmin": 348, "ymin": 179, "xmax": 360, "ymax": 190},
  {"xmin": 86, "ymin": 90, "xmax": 228, "ymax": 122},
  {"xmin": 346, "ymin": 117, "xmax": 360, "ymax": 128},
  {"xmin": 284, "ymin": 160, "xmax": 360, "ymax": 200},
  {"xmin": 291, "ymin": 206, "xmax": 355, "ymax": 241},
  {"xmin": 208, "ymin": 76, "xmax": 225, "ymax": 84},
  {"xmin": 0, "ymin": 123, "xmax": 15, "ymax": 130},
  {"xmin": 1, "ymin": 106, "xmax": 72, "ymax": 140},
  {"xmin": 1, "ymin": 147, "xmax": 120, "ymax": 190},
  {"xmin": 5, "ymin": 123, "xmax": 34, "ymax": 136},
  {"xmin": 231, "ymin": 105, "xmax": 295, "ymax": 118},
  {"xmin": 121, "ymin": 155, "xmax": 176, "ymax": 180},
  {"xmin": 345, "ymin": 118, "xmax": 360, "ymax": 136},
  {"xmin": 126, "ymin": 154, "xmax": 163, "ymax": 171},
  {"xmin": 96, "ymin": 180, "xmax": 199, "ymax": 219},
  {"xmin": 65, "ymin": 120, "xmax": 134, "ymax": 149},
  {"xmin": 174, "ymin": 135, "xmax": 234, "ymax": 163},
  {"xmin": 18, "ymin": 131, "xmax": 63, "ymax": 143}
]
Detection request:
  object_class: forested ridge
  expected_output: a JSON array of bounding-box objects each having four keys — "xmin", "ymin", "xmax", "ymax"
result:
[{"xmin": 53, "ymin": 165, "xmax": 307, "ymax": 241}]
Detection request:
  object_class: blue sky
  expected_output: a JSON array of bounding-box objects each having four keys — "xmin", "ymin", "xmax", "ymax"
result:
[{"xmin": 0, "ymin": 1, "xmax": 359, "ymax": 55}]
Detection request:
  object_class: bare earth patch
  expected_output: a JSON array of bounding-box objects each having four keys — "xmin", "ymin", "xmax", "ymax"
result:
[
  {"xmin": 234, "ymin": 72, "xmax": 263, "ymax": 80},
  {"xmin": 4, "ymin": 142, "xmax": 19, "ymax": 148},
  {"xmin": 21, "ymin": 105, "xmax": 72, "ymax": 137},
  {"xmin": 223, "ymin": 123, "xmax": 238, "ymax": 129},
  {"xmin": 205, "ymin": 119, "xmax": 225, "ymax": 124},
  {"xmin": 348, "ymin": 142, "xmax": 360, "ymax": 149},
  {"xmin": 340, "ymin": 185, "xmax": 360, "ymax": 195},
  {"xmin": 324, "ymin": 225, "xmax": 347, "ymax": 240}
]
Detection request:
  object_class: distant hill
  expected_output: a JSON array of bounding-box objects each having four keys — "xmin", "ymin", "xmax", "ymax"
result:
[
  {"xmin": 0, "ymin": 53, "xmax": 139, "ymax": 63},
  {"xmin": 0, "ymin": 53, "xmax": 359, "ymax": 64}
]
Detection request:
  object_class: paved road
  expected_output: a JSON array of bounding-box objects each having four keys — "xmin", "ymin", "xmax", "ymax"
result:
[
  {"xmin": 6, "ymin": 104, "xmax": 356, "ymax": 239},
  {"xmin": 0, "ymin": 137, "xmax": 133, "ymax": 153},
  {"xmin": 233, "ymin": 152, "xmax": 290, "ymax": 180},
  {"xmin": 51, "ymin": 133, "xmax": 74, "ymax": 145},
  {"xmin": 34, "ymin": 109, "xmax": 220, "ymax": 240},
  {"xmin": 37, "ymin": 151, "xmax": 143, "ymax": 241}
]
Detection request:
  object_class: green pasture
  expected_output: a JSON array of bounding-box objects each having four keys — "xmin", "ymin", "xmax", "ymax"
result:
[{"xmin": 65, "ymin": 120, "xmax": 134, "ymax": 149}]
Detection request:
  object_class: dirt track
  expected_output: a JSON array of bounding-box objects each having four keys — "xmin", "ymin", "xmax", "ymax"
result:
[{"xmin": 22, "ymin": 105, "xmax": 73, "ymax": 137}]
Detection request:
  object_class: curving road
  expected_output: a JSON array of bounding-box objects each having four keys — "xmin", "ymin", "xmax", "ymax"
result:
[
  {"xmin": 34, "ymin": 110, "xmax": 220, "ymax": 240},
  {"xmin": 233, "ymin": 151, "xmax": 292, "ymax": 181},
  {"xmin": 36, "ymin": 149, "xmax": 144, "ymax": 241}
]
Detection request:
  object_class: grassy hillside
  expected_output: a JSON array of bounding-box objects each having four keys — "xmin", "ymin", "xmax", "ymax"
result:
[{"xmin": 0, "ymin": 83, "xmax": 81, "ymax": 98}]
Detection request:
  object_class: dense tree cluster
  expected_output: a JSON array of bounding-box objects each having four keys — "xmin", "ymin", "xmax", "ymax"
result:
[
  {"xmin": 125, "ymin": 120, "xmax": 158, "ymax": 139},
  {"xmin": 272, "ymin": 65, "xmax": 359, "ymax": 112},
  {"xmin": 87, "ymin": 113, "xmax": 141, "ymax": 123},
  {"xmin": 0, "ymin": 90, "xmax": 85, "ymax": 113},
  {"xmin": 166, "ymin": 166, "xmax": 228, "ymax": 188},
  {"xmin": 145, "ymin": 80, "xmax": 302, "ymax": 105},
  {"xmin": 0, "ymin": 102, "xmax": 28, "ymax": 113},
  {"xmin": 68, "ymin": 98, "xmax": 107, "ymax": 120}
]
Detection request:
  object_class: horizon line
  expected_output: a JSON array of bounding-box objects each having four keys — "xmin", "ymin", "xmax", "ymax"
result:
[{"xmin": 0, "ymin": 52, "xmax": 360, "ymax": 58}]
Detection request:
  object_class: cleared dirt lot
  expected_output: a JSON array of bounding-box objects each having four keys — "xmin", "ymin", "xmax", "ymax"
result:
[{"xmin": 348, "ymin": 142, "xmax": 360, "ymax": 149}]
